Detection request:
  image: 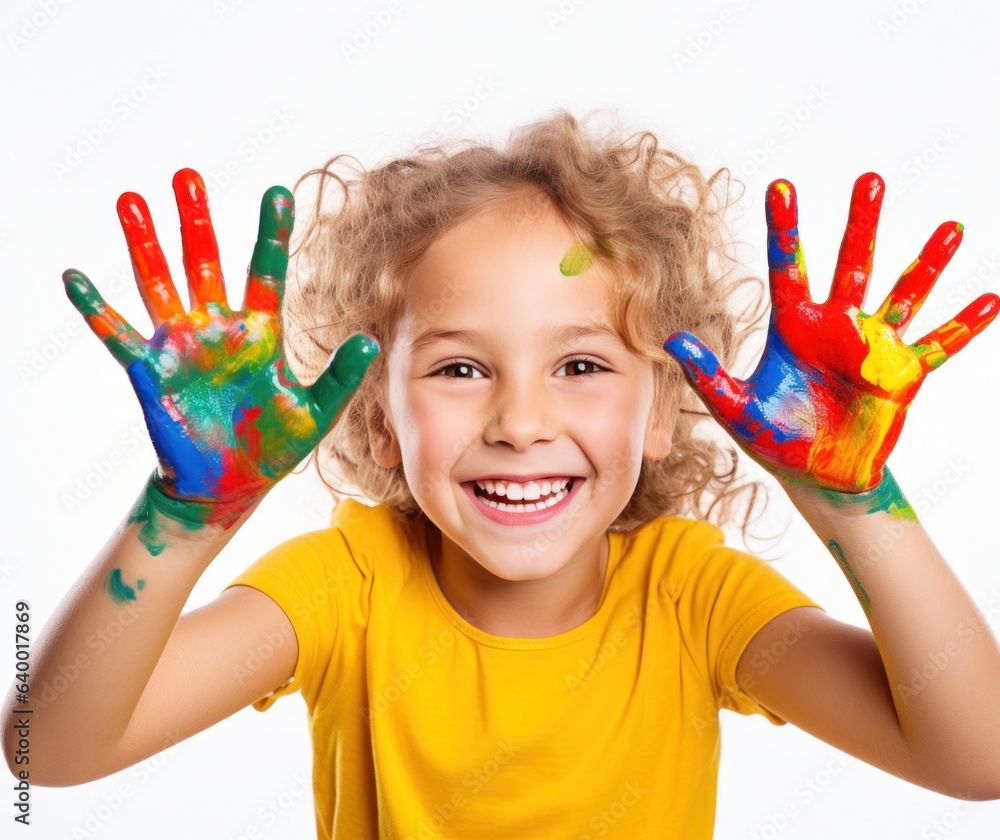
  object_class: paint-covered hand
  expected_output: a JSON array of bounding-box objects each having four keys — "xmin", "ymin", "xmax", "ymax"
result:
[
  {"xmin": 664, "ymin": 173, "xmax": 998, "ymax": 492},
  {"xmin": 64, "ymin": 169, "xmax": 378, "ymax": 520}
]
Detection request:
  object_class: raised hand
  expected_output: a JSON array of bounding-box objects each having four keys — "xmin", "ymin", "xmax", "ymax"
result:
[
  {"xmin": 64, "ymin": 168, "xmax": 378, "ymax": 525},
  {"xmin": 664, "ymin": 173, "xmax": 998, "ymax": 492}
]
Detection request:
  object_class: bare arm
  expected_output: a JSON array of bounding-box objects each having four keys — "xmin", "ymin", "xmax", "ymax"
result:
[
  {"xmin": 4, "ymin": 168, "xmax": 376, "ymax": 786},
  {"xmin": 737, "ymin": 476, "xmax": 1000, "ymax": 799},
  {"xmin": 2, "ymin": 487, "xmax": 297, "ymax": 786},
  {"xmin": 665, "ymin": 173, "xmax": 1000, "ymax": 797}
]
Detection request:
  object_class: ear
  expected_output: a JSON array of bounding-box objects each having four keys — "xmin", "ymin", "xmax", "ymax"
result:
[
  {"xmin": 366, "ymin": 395, "xmax": 402, "ymax": 468},
  {"xmin": 643, "ymin": 387, "xmax": 675, "ymax": 462}
]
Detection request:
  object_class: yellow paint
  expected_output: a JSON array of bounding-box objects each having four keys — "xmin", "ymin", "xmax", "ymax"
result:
[
  {"xmin": 559, "ymin": 242, "xmax": 594, "ymax": 277},
  {"xmin": 914, "ymin": 318, "xmax": 966, "ymax": 370},
  {"xmin": 858, "ymin": 316, "xmax": 921, "ymax": 392},
  {"xmin": 808, "ymin": 394, "xmax": 896, "ymax": 491},
  {"xmin": 876, "ymin": 258, "xmax": 920, "ymax": 324}
]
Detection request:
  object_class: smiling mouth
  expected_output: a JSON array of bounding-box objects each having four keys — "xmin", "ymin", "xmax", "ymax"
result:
[{"xmin": 471, "ymin": 478, "xmax": 576, "ymax": 512}]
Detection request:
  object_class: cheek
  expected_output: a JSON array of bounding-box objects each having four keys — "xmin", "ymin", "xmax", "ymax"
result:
[
  {"xmin": 576, "ymin": 380, "xmax": 652, "ymax": 464},
  {"xmin": 400, "ymin": 390, "xmax": 477, "ymax": 474}
]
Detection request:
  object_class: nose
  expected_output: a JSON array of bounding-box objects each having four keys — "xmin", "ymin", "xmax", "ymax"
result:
[{"xmin": 483, "ymin": 376, "xmax": 559, "ymax": 452}]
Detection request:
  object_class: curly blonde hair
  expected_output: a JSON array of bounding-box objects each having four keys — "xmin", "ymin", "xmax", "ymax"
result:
[{"xmin": 285, "ymin": 109, "xmax": 767, "ymax": 533}]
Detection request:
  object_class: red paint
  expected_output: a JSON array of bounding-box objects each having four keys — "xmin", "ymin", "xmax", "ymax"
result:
[
  {"xmin": 665, "ymin": 173, "xmax": 1000, "ymax": 492},
  {"xmin": 172, "ymin": 169, "xmax": 227, "ymax": 306}
]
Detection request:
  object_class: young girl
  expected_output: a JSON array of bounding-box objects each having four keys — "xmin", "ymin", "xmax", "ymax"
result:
[{"xmin": 6, "ymin": 111, "xmax": 1000, "ymax": 838}]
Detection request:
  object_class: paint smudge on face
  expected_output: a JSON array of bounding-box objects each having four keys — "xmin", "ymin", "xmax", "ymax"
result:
[
  {"xmin": 104, "ymin": 568, "xmax": 140, "ymax": 604},
  {"xmin": 828, "ymin": 540, "xmax": 871, "ymax": 614},
  {"xmin": 559, "ymin": 242, "xmax": 593, "ymax": 276}
]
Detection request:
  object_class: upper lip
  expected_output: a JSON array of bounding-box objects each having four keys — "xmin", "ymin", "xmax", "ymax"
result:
[{"xmin": 466, "ymin": 474, "xmax": 577, "ymax": 483}]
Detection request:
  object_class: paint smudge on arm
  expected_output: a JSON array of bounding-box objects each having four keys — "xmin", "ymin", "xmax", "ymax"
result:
[
  {"xmin": 827, "ymin": 539, "xmax": 872, "ymax": 615},
  {"xmin": 104, "ymin": 568, "xmax": 142, "ymax": 604},
  {"xmin": 818, "ymin": 466, "xmax": 919, "ymax": 521}
]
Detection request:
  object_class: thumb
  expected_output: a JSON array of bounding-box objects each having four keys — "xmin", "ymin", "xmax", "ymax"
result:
[
  {"xmin": 663, "ymin": 331, "xmax": 745, "ymax": 423},
  {"xmin": 308, "ymin": 333, "xmax": 381, "ymax": 431}
]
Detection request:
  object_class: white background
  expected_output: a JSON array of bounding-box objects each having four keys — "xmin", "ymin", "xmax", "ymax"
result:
[{"xmin": 3, "ymin": 0, "xmax": 1000, "ymax": 838}]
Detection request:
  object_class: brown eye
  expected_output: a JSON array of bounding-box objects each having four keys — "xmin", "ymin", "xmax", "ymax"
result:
[
  {"xmin": 435, "ymin": 362, "xmax": 483, "ymax": 379},
  {"xmin": 559, "ymin": 358, "xmax": 605, "ymax": 376}
]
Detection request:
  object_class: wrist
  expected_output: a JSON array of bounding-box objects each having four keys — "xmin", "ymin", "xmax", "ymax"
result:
[
  {"xmin": 780, "ymin": 465, "xmax": 919, "ymax": 522},
  {"xmin": 148, "ymin": 475, "xmax": 266, "ymax": 525},
  {"xmin": 126, "ymin": 474, "xmax": 268, "ymax": 556}
]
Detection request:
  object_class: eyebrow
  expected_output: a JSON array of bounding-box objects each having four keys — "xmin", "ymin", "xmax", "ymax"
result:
[{"xmin": 410, "ymin": 323, "xmax": 625, "ymax": 353}]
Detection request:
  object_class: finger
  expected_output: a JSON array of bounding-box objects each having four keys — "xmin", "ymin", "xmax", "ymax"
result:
[
  {"xmin": 243, "ymin": 186, "xmax": 294, "ymax": 313},
  {"xmin": 63, "ymin": 269, "xmax": 147, "ymax": 367},
  {"xmin": 829, "ymin": 172, "xmax": 884, "ymax": 308},
  {"xmin": 172, "ymin": 168, "xmax": 227, "ymax": 308},
  {"xmin": 911, "ymin": 292, "xmax": 1000, "ymax": 373},
  {"xmin": 117, "ymin": 191, "xmax": 185, "ymax": 328},
  {"xmin": 766, "ymin": 179, "xmax": 811, "ymax": 311},
  {"xmin": 308, "ymin": 333, "xmax": 381, "ymax": 431},
  {"xmin": 875, "ymin": 221, "xmax": 963, "ymax": 332},
  {"xmin": 663, "ymin": 331, "xmax": 744, "ymax": 424}
]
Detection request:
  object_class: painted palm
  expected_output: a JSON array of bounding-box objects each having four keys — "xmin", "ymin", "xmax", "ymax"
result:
[
  {"xmin": 64, "ymin": 169, "xmax": 378, "ymax": 521},
  {"xmin": 664, "ymin": 173, "xmax": 998, "ymax": 492}
]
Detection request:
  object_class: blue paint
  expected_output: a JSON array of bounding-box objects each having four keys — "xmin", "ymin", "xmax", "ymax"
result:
[{"xmin": 126, "ymin": 360, "xmax": 222, "ymax": 498}]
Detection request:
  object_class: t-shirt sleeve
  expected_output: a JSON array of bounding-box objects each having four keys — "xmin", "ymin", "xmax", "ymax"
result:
[
  {"xmin": 222, "ymin": 526, "xmax": 371, "ymax": 713},
  {"xmin": 670, "ymin": 522, "xmax": 824, "ymax": 725}
]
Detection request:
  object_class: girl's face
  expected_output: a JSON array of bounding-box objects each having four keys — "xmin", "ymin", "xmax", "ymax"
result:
[{"xmin": 371, "ymin": 196, "xmax": 672, "ymax": 583}]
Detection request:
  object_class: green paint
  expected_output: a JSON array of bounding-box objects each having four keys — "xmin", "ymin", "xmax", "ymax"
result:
[
  {"xmin": 137, "ymin": 579, "xmax": 146, "ymax": 590},
  {"xmin": 858, "ymin": 466, "xmax": 918, "ymax": 521},
  {"xmin": 559, "ymin": 242, "xmax": 594, "ymax": 276},
  {"xmin": 828, "ymin": 540, "xmax": 871, "ymax": 614},
  {"xmin": 818, "ymin": 466, "xmax": 919, "ymax": 521},
  {"xmin": 884, "ymin": 306, "xmax": 904, "ymax": 325},
  {"xmin": 912, "ymin": 342, "xmax": 948, "ymax": 369},
  {"xmin": 127, "ymin": 479, "xmax": 217, "ymax": 556},
  {"xmin": 250, "ymin": 186, "xmax": 293, "ymax": 280},
  {"xmin": 63, "ymin": 270, "xmax": 99, "ymax": 314},
  {"xmin": 104, "ymin": 568, "xmax": 138, "ymax": 604},
  {"xmin": 127, "ymin": 491, "xmax": 168, "ymax": 556}
]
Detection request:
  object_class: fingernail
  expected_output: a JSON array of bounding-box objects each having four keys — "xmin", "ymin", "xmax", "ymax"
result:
[
  {"xmin": 63, "ymin": 270, "xmax": 92, "ymax": 308},
  {"xmin": 330, "ymin": 333, "xmax": 380, "ymax": 390}
]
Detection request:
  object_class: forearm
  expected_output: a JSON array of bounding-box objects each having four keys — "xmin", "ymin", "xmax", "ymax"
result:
[
  {"xmin": 782, "ymin": 467, "xmax": 1000, "ymax": 787},
  {"xmin": 2, "ymin": 477, "xmax": 262, "ymax": 780}
]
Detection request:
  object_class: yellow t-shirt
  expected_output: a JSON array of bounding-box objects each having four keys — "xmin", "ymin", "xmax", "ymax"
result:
[{"xmin": 224, "ymin": 499, "xmax": 821, "ymax": 839}]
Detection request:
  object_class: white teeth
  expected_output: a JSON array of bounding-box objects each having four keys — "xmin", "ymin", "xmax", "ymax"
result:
[
  {"xmin": 473, "ymin": 478, "xmax": 570, "ymax": 499},
  {"xmin": 477, "ymin": 486, "xmax": 570, "ymax": 512}
]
